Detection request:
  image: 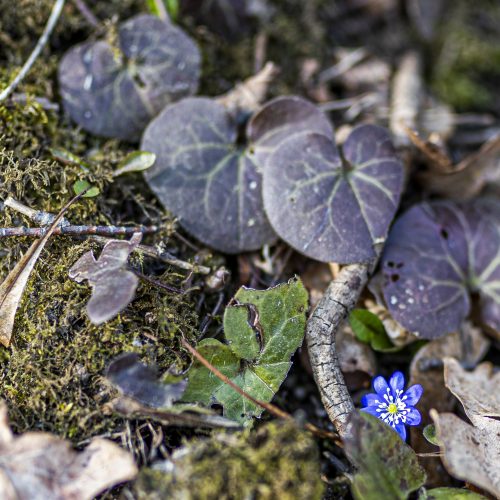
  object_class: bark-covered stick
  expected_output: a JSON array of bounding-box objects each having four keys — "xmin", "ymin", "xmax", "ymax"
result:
[{"xmin": 306, "ymin": 262, "xmax": 371, "ymax": 438}]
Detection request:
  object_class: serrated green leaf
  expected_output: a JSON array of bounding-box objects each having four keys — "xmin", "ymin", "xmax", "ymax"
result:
[
  {"xmin": 419, "ymin": 487, "xmax": 487, "ymax": 499},
  {"xmin": 423, "ymin": 424, "xmax": 440, "ymax": 446},
  {"xmin": 114, "ymin": 151, "xmax": 156, "ymax": 177},
  {"xmin": 344, "ymin": 412, "xmax": 426, "ymax": 500},
  {"xmin": 182, "ymin": 277, "xmax": 308, "ymax": 424},
  {"xmin": 349, "ymin": 309, "xmax": 396, "ymax": 352},
  {"xmin": 73, "ymin": 180, "xmax": 100, "ymax": 198}
]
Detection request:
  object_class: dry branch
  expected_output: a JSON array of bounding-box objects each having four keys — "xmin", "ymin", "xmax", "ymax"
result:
[{"xmin": 306, "ymin": 262, "xmax": 371, "ymax": 438}]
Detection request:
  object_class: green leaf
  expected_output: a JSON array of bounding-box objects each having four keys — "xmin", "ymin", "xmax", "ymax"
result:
[
  {"xmin": 166, "ymin": 0, "xmax": 179, "ymax": 20},
  {"xmin": 73, "ymin": 180, "xmax": 100, "ymax": 198},
  {"xmin": 344, "ymin": 412, "xmax": 427, "ymax": 500},
  {"xmin": 114, "ymin": 151, "xmax": 156, "ymax": 177},
  {"xmin": 49, "ymin": 147, "xmax": 90, "ymax": 171},
  {"xmin": 423, "ymin": 424, "xmax": 440, "ymax": 446},
  {"xmin": 419, "ymin": 487, "xmax": 487, "ymax": 499},
  {"xmin": 182, "ymin": 277, "xmax": 308, "ymax": 424},
  {"xmin": 145, "ymin": 0, "xmax": 178, "ymax": 21},
  {"xmin": 349, "ymin": 309, "xmax": 396, "ymax": 352}
]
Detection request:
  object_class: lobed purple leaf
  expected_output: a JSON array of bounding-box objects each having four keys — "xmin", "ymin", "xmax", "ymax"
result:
[
  {"xmin": 58, "ymin": 14, "xmax": 200, "ymax": 141},
  {"xmin": 381, "ymin": 198, "xmax": 500, "ymax": 338},
  {"xmin": 141, "ymin": 95, "xmax": 330, "ymax": 253},
  {"xmin": 262, "ymin": 124, "xmax": 404, "ymax": 263}
]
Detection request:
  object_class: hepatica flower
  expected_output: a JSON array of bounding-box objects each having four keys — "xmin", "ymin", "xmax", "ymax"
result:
[{"xmin": 361, "ymin": 371, "xmax": 423, "ymax": 440}]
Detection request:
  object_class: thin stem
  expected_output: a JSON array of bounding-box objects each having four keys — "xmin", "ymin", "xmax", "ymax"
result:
[
  {"xmin": 0, "ymin": 225, "xmax": 158, "ymax": 238},
  {"xmin": 72, "ymin": 0, "xmax": 100, "ymax": 27},
  {"xmin": 181, "ymin": 338, "xmax": 340, "ymax": 443},
  {"xmin": 0, "ymin": 0, "xmax": 66, "ymax": 103},
  {"xmin": 153, "ymin": 0, "xmax": 169, "ymax": 21},
  {"xmin": 133, "ymin": 270, "xmax": 183, "ymax": 294}
]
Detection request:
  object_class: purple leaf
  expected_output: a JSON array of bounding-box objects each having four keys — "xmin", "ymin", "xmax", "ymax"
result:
[
  {"xmin": 262, "ymin": 124, "xmax": 404, "ymax": 263},
  {"xmin": 69, "ymin": 234, "xmax": 142, "ymax": 324},
  {"xmin": 381, "ymin": 198, "xmax": 500, "ymax": 338},
  {"xmin": 58, "ymin": 14, "xmax": 200, "ymax": 141},
  {"xmin": 141, "ymin": 95, "xmax": 350, "ymax": 253},
  {"xmin": 106, "ymin": 353, "xmax": 186, "ymax": 408}
]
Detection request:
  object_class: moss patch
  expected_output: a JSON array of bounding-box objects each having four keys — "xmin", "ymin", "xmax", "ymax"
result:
[
  {"xmin": 431, "ymin": 0, "xmax": 500, "ymax": 112},
  {"xmin": 134, "ymin": 420, "xmax": 325, "ymax": 500}
]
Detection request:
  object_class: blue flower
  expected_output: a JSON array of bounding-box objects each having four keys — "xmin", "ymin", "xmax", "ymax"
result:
[{"xmin": 361, "ymin": 371, "xmax": 423, "ymax": 440}]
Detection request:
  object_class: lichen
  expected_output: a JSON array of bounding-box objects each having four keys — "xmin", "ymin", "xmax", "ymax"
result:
[{"xmin": 134, "ymin": 420, "xmax": 325, "ymax": 500}]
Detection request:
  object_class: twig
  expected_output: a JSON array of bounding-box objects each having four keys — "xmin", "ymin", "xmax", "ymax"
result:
[
  {"xmin": 72, "ymin": 0, "xmax": 99, "ymax": 27},
  {"xmin": 133, "ymin": 243, "xmax": 211, "ymax": 275},
  {"xmin": 306, "ymin": 262, "xmax": 373, "ymax": 438},
  {"xmin": 318, "ymin": 48, "xmax": 367, "ymax": 83},
  {"xmin": 0, "ymin": 225, "xmax": 158, "ymax": 238},
  {"xmin": 389, "ymin": 52, "xmax": 423, "ymax": 148},
  {"xmin": 133, "ymin": 269, "xmax": 183, "ymax": 294},
  {"xmin": 0, "ymin": 0, "xmax": 66, "ymax": 103},
  {"xmin": 181, "ymin": 338, "xmax": 340, "ymax": 443},
  {"xmin": 3, "ymin": 197, "xmax": 211, "ymax": 274},
  {"xmin": 4, "ymin": 196, "xmax": 66, "ymax": 226}
]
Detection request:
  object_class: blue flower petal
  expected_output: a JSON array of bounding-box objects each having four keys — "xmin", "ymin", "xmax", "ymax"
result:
[
  {"xmin": 395, "ymin": 423, "xmax": 407, "ymax": 440},
  {"xmin": 373, "ymin": 375, "xmax": 390, "ymax": 397},
  {"xmin": 405, "ymin": 407, "xmax": 421, "ymax": 426},
  {"xmin": 402, "ymin": 384, "xmax": 423, "ymax": 406},
  {"xmin": 361, "ymin": 393, "xmax": 381, "ymax": 407},
  {"xmin": 361, "ymin": 405, "xmax": 381, "ymax": 418},
  {"xmin": 389, "ymin": 371, "xmax": 405, "ymax": 394}
]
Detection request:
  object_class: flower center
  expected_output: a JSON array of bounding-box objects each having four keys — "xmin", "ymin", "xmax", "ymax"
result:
[{"xmin": 387, "ymin": 403, "xmax": 398, "ymax": 414}]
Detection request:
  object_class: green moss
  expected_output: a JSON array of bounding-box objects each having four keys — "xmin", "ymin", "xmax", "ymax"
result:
[
  {"xmin": 0, "ymin": 99, "xmax": 200, "ymax": 442},
  {"xmin": 0, "ymin": 0, "xmax": 146, "ymax": 62},
  {"xmin": 431, "ymin": 0, "xmax": 500, "ymax": 111},
  {"xmin": 134, "ymin": 420, "xmax": 325, "ymax": 500}
]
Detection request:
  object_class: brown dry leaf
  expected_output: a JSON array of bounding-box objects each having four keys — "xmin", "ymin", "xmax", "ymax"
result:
[
  {"xmin": 409, "ymin": 323, "xmax": 489, "ymax": 486},
  {"xmin": 301, "ymin": 261, "xmax": 333, "ymax": 308},
  {"xmin": 0, "ymin": 198, "xmax": 76, "ymax": 347},
  {"xmin": 105, "ymin": 396, "xmax": 241, "ymax": 429},
  {"xmin": 431, "ymin": 411, "xmax": 500, "ymax": 497},
  {"xmin": 444, "ymin": 357, "xmax": 500, "ymax": 428},
  {"xmin": 0, "ymin": 401, "xmax": 137, "ymax": 499},
  {"xmin": 420, "ymin": 135, "xmax": 500, "ymax": 199},
  {"xmin": 337, "ymin": 325, "xmax": 376, "ymax": 377},
  {"xmin": 69, "ymin": 233, "xmax": 142, "ymax": 325},
  {"xmin": 216, "ymin": 61, "xmax": 278, "ymax": 116},
  {"xmin": 430, "ymin": 357, "xmax": 500, "ymax": 497}
]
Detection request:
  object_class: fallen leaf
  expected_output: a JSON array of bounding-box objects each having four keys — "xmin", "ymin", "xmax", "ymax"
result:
[
  {"xmin": 431, "ymin": 410, "xmax": 500, "ymax": 498},
  {"xmin": 0, "ymin": 198, "xmax": 76, "ymax": 346},
  {"xmin": 409, "ymin": 323, "xmax": 489, "ymax": 485},
  {"xmin": 337, "ymin": 325, "xmax": 376, "ymax": 377},
  {"xmin": 420, "ymin": 135, "xmax": 500, "ymax": 200},
  {"xmin": 443, "ymin": 357, "xmax": 500, "ymax": 428},
  {"xmin": 344, "ymin": 411, "xmax": 426, "ymax": 500},
  {"xmin": 106, "ymin": 396, "xmax": 241, "ymax": 429},
  {"xmin": 0, "ymin": 401, "xmax": 137, "ymax": 499},
  {"xmin": 106, "ymin": 353, "xmax": 187, "ymax": 408},
  {"xmin": 69, "ymin": 233, "xmax": 142, "ymax": 324}
]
